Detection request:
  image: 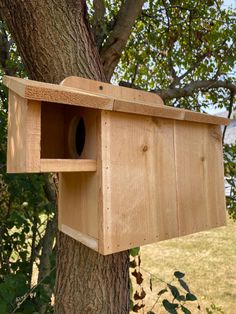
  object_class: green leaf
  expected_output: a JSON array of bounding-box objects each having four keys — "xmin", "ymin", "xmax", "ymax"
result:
[
  {"xmin": 162, "ymin": 299, "xmax": 178, "ymax": 314},
  {"xmin": 178, "ymin": 279, "xmax": 190, "ymax": 293},
  {"xmin": 147, "ymin": 311, "xmax": 156, "ymax": 314},
  {"xmin": 167, "ymin": 284, "xmax": 180, "ymax": 300},
  {"xmin": 186, "ymin": 293, "xmax": 197, "ymax": 301},
  {"xmin": 181, "ymin": 305, "xmax": 192, "ymax": 314},
  {"xmin": 129, "ymin": 247, "xmax": 140, "ymax": 257},
  {"xmin": 174, "ymin": 271, "xmax": 185, "ymax": 279}
]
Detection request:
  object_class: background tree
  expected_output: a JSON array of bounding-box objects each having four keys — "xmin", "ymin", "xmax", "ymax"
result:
[{"xmin": 0, "ymin": 0, "xmax": 235, "ymax": 313}]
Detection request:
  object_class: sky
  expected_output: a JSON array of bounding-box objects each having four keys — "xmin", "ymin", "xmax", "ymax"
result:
[{"xmin": 223, "ymin": 0, "xmax": 236, "ymax": 7}]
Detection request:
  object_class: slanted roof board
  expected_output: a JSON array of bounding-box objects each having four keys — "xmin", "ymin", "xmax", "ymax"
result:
[{"xmin": 3, "ymin": 76, "xmax": 230, "ymax": 126}]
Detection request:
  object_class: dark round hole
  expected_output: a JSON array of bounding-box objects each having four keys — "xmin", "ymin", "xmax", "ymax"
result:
[{"xmin": 75, "ymin": 118, "xmax": 85, "ymax": 156}]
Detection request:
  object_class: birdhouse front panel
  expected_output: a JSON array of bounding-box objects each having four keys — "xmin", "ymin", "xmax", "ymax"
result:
[{"xmin": 4, "ymin": 76, "xmax": 229, "ymax": 255}]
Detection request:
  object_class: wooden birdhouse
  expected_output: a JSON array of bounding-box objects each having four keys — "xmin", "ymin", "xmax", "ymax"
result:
[{"xmin": 4, "ymin": 76, "xmax": 229, "ymax": 255}]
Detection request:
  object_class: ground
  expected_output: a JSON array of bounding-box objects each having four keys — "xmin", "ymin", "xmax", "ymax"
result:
[{"xmin": 134, "ymin": 216, "xmax": 236, "ymax": 313}]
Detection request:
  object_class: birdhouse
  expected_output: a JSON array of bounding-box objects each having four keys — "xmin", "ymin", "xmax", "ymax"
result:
[{"xmin": 4, "ymin": 76, "xmax": 229, "ymax": 255}]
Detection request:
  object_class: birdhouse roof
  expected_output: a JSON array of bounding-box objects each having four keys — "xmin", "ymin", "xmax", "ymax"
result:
[{"xmin": 3, "ymin": 76, "xmax": 229, "ymax": 126}]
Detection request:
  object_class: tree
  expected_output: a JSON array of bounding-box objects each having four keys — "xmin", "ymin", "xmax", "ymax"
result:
[{"xmin": 0, "ymin": 0, "xmax": 235, "ymax": 313}]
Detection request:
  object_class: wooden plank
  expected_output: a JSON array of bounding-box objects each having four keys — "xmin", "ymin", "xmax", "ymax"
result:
[
  {"xmin": 40, "ymin": 159, "xmax": 97, "ymax": 172},
  {"xmin": 183, "ymin": 110, "xmax": 229, "ymax": 126},
  {"xmin": 98, "ymin": 111, "xmax": 112, "ymax": 254},
  {"xmin": 60, "ymin": 224, "xmax": 98, "ymax": 251},
  {"xmin": 7, "ymin": 91, "xmax": 27, "ymax": 172},
  {"xmin": 100, "ymin": 112, "xmax": 179, "ymax": 255},
  {"xmin": 113, "ymin": 100, "xmax": 185, "ymax": 120},
  {"xmin": 4, "ymin": 76, "xmax": 229, "ymax": 126},
  {"xmin": 4, "ymin": 75, "xmax": 113, "ymax": 110},
  {"xmin": 26, "ymin": 100, "xmax": 41, "ymax": 172},
  {"xmin": 174, "ymin": 121, "xmax": 226, "ymax": 236},
  {"xmin": 61, "ymin": 76, "xmax": 164, "ymax": 107},
  {"xmin": 3, "ymin": 76, "xmax": 27, "ymax": 98},
  {"xmin": 113, "ymin": 100, "xmax": 229, "ymax": 126},
  {"xmin": 7, "ymin": 91, "xmax": 41, "ymax": 173},
  {"xmin": 203, "ymin": 125, "xmax": 226, "ymax": 227}
]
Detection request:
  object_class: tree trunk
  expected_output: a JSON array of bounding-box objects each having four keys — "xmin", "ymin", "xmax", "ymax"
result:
[{"xmin": 0, "ymin": 0, "xmax": 130, "ymax": 313}]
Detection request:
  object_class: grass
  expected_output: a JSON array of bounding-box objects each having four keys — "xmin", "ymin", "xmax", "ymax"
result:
[{"xmin": 131, "ymin": 217, "xmax": 236, "ymax": 313}]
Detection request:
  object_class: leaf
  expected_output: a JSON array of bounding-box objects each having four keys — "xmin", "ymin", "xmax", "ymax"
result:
[
  {"xmin": 167, "ymin": 284, "xmax": 180, "ymax": 300},
  {"xmin": 134, "ymin": 288, "xmax": 146, "ymax": 300},
  {"xmin": 162, "ymin": 299, "xmax": 178, "ymax": 314},
  {"xmin": 181, "ymin": 305, "xmax": 192, "ymax": 314},
  {"xmin": 129, "ymin": 259, "xmax": 137, "ymax": 268},
  {"xmin": 130, "ymin": 299, "xmax": 134, "ymax": 310},
  {"xmin": 157, "ymin": 288, "xmax": 168, "ymax": 296},
  {"xmin": 131, "ymin": 269, "xmax": 143, "ymax": 285},
  {"xmin": 186, "ymin": 293, "xmax": 197, "ymax": 301},
  {"xmin": 178, "ymin": 279, "xmax": 190, "ymax": 293},
  {"xmin": 0, "ymin": 300, "xmax": 7, "ymax": 314},
  {"xmin": 174, "ymin": 271, "xmax": 185, "ymax": 279},
  {"xmin": 129, "ymin": 247, "xmax": 140, "ymax": 257},
  {"xmin": 150, "ymin": 277, "xmax": 153, "ymax": 291},
  {"xmin": 147, "ymin": 312, "xmax": 156, "ymax": 314},
  {"xmin": 132, "ymin": 303, "xmax": 145, "ymax": 312}
]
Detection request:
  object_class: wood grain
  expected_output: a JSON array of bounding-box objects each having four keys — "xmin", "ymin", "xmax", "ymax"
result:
[
  {"xmin": 40, "ymin": 159, "xmax": 97, "ymax": 172},
  {"xmin": 100, "ymin": 113, "xmax": 226, "ymax": 254},
  {"xmin": 60, "ymin": 224, "xmax": 98, "ymax": 251},
  {"xmin": 174, "ymin": 121, "xmax": 226, "ymax": 235},
  {"xmin": 7, "ymin": 90, "xmax": 41, "ymax": 173},
  {"xmin": 100, "ymin": 112, "xmax": 179, "ymax": 254},
  {"xmin": 61, "ymin": 76, "xmax": 164, "ymax": 107}
]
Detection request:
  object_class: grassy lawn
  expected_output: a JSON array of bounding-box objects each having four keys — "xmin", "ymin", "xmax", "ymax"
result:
[{"xmin": 132, "ymin": 217, "xmax": 236, "ymax": 313}]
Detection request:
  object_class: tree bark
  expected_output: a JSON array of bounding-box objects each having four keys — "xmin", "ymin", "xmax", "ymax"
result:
[
  {"xmin": 56, "ymin": 233, "xmax": 129, "ymax": 313},
  {"xmin": 0, "ymin": 0, "xmax": 130, "ymax": 313}
]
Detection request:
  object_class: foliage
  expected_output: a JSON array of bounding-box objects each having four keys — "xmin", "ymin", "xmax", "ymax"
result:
[
  {"xmin": 0, "ymin": 23, "xmax": 56, "ymax": 313},
  {"xmin": 206, "ymin": 303, "xmax": 225, "ymax": 314},
  {"xmin": 113, "ymin": 0, "xmax": 236, "ymax": 111},
  {"xmin": 224, "ymin": 143, "xmax": 236, "ymax": 219},
  {"xmin": 130, "ymin": 249, "xmax": 200, "ymax": 313}
]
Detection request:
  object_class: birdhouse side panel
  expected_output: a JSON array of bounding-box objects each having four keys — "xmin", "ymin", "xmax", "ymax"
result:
[
  {"xmin": 7, "ymin": 91, "xmax": 41, "ymax": 173},
  {"xmin": 58, "ymin": 108, "xmax": 100, "ymax": 251}
]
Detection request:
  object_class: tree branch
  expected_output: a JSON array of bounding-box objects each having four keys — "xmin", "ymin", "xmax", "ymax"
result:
[
  {"xmin": 100, "ymin": 0, "xmax": 145, "ymax": 81},
  {"xmin": 222, "ymin": 91, "xmax": 235, "ymax": 142},
  {"xmin": 92, "ymin": 0, "xmax": 106, "ymax": 48},
  {"xmin": 156, "ymin": 80, "xmax": 236, "ymax": 101}
]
